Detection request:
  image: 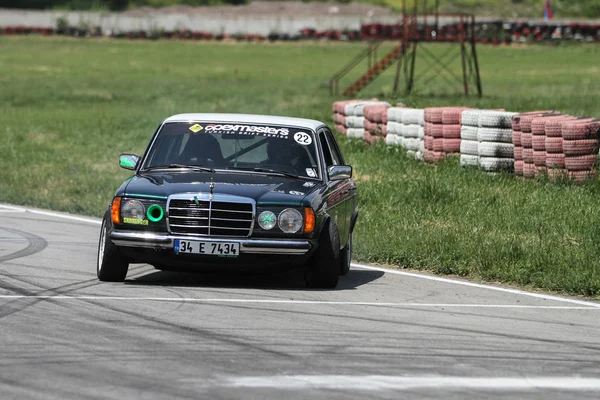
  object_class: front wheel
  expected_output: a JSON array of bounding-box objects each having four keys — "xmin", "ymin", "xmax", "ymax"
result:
[
  {"xmin": 304, "ymin": 221, "xmax": 340, "ymax": 289},
  {"xmin": 97, "ymin": 216, "xmax": 129, "ymax": 282}
]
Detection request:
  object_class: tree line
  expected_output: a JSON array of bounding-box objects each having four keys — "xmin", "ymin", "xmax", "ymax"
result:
[{"xmin": 0, "ymin": 0, "xmax": 249, "ymax": 11}]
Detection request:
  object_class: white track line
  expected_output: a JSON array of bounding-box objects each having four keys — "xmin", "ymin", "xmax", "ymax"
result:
[
  {"xmin": 213, "ymin": 375, "xmax": 600, "ymax": 391},
  {"xmin": 1, "ymin": 203, "xmax": 599, "ymax": 309},
  {"xmin": 0, "ymin": 204, "xmax": 101, "ymax": 225},
  {"xmin": 352, "ymin": 263, "xmax": 600, "ymax": 309},
  {"xmin": 0, "ymin": 295, "xmax": 597, "ymax": 309}
]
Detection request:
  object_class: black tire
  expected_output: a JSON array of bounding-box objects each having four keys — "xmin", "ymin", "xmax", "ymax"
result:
[
  {"xmin": 340, "ymin": 232, "xmax": 352, "ymax": 276},
  {"xmin": 97, "ymin": 216, "xmax": 129, "ymax": 282},
  {"xmin": 304, "ymin": 221, "xmax": 340, "ymax": 289}
]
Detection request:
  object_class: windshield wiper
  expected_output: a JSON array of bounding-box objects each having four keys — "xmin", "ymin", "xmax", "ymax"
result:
[
  {"xmin": 142, "ymin": 164, "xmax": 215, "ymax": 173},
  {"xmin": 224, "ymin": 166, "xmax": 304, "ymax": 180},
  {"xmin": 250, "ymin": 167, "xmax": 304, "ymax": 180}
]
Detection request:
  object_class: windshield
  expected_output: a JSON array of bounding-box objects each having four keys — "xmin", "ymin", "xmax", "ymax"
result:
[{"xmin": 142, "ymin": 122, "xmax": 320, "ymax": 179}]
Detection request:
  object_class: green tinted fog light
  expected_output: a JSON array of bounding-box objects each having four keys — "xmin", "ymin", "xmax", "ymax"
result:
[
  {"xmin": 258, "ymin": 211, "xmax": 277, "ymax": 230},
  {"xmin": 147, "ymin": 204, "xmax": 164, "ymax": 222}
]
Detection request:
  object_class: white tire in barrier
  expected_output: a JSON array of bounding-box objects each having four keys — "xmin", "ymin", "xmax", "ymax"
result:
[
  {"xmin": 347, "ymin": 128, "xmax": 364, "ymax": 139},
  {"xmin": 460, "ymin": 139, "xmax": 478, "ymax": 155},
  {"xmin": 345, "ymin": 116, "xmax": 364, "ymax": 128},
  {"xmin": 461, "ymin": 110, "xmax": 481, "ymax": 127},
  {"xmin": 403, "ymin": 124, "xmax": 420, "ymax": 138},
  {"xmin": 404, "ymin": 138, "xmax": 420, "ymax": 151},
  {"xmin": 460, "ymin": 154, "xmax": 479, "ymax": 167},
  {"xmin": 461, "ymin": 125, "xmax": 478, "ymax": 141},
  {"xmin": 385, "ymin": 134, "xmax": 397, "ymax": 146},
  {"xmin": 398, "ymin": 136, "xmax": 406, "ymax": 148},
  {"xmin": 387, "ymin": 107, "xmax": 403, "ymax": 122},
  {"xmin": 478, "ymin": 142, "xmax": 514, "ymax": 158},
  {"xmin": 401, "ymin": 108, "xmax": 425, "ymax": 125},
  {"xmin": 407, "ymin": 150, "xmax": 416, "ymax": 158},
  {"xmin": 418, "ymin": 126, "xmax": 425, "ymax": 139},
  {"xmin": 479, "ymin": 156, "xmax": 514, "ymax": 171},
  {"xmin": 387, "ymin": 121, "xmax": 401, "ymax": 135},
  {"xmin": 419, "ymin": 140, "xmax": 425, "ymax": 153},
  {"xmin": 477, "ymin": 127, "xmax": 513, "ymax": 143},
  {"xmin": 478, "ymin": 111, "xmax": 518, "ymax": 129},
  {"xmin": 415, "ymin": 151, "xmax": 424, "ymax": 161}
]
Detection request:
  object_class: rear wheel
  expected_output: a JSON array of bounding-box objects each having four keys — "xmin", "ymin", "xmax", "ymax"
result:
[
  {"xmin": 340, "ymin": 232, "xmax": 352, "ymax": 276},
  {"xmin": 97, "ymin": 216, "xmax": 129, "ymax": 282},
  {"xmin": 304, "ymin": 221, "xmax": 340, "ymax": 289}
]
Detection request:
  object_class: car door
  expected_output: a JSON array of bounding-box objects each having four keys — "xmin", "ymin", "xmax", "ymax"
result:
[
  {"xmin": 318, "ymin": 128, "xmax": 350, "ymax": 248},
  {"xmin": 323, "ymin": 128, "xmax": 356, "ymax": 243}
]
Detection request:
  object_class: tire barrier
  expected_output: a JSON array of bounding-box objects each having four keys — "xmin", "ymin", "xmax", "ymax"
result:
[
  {"xmin": 386, "ymin": 107, "xmax": 425, "ymax": 161},
  {"xmin": 562, "ymin": 119, "xmax": 600, "ymax": 181},
  {"xmin": 476, "ymin": 110, "xmax": 517, "ymax": 172},
  {"xmin": 424, "ymin": 107, "xmax": 469, "ymax": 163},
  {"xmin": 460, "ymin": 110, "xmax": 481, "ymax": 168},
  {"xmin": 333, "ymin": 99, "xmax": 380, "ymax": 140},
  {"xmin": 363, "ymin": 103, "xmax": 391, "ymax": 145},
  {"xmin": 334, "ymin": 100, "xmax": 599, "ymax": 183}
]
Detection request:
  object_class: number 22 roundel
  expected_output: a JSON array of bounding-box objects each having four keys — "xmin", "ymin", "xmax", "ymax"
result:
[{"xmin": 294, "ymin": 132, "xmax": 312, "ymax": 146}]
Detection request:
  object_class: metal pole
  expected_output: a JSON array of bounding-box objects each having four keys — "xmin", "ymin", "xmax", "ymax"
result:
[{"xmin": 470, "ymin": 14, "xmax": 483, "ymax": 97}]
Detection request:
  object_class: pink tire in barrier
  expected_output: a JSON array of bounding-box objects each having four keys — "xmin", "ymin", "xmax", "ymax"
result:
[
  {"xmin": 333, "ymin": 113, "xmax": 346, "ymax": 125},
  {"xmin": 381, "ymin": 124, "xmax": 388, "ymax": 137},
  {"xmin": 563, "ymin": 139, "xmax": 599, "ymax": 156},
  {"xmin": 567, "ymin": 170, "xmax": 597, "ymax": 182},
  {"xmin": 522, "ymin": 148, "xmax": 534, "ymax": 163},
  {"xmin": 546, "ymin": 153, "xmax": 565, "ymax": 169},
  {"xmin": 547, "ymin": 168, "xmax": 567, "ymax": 180},
  {"xmin": 432, "ymin": 138, "xmax": 444, "ymax": 152},
  {"xmin": 441, "ymin": 107, "xmax": 468, "ymax": 125},
  {"xmin": 424, "ymin": 135, "xmax": 434, "ymax": 150},
  {"xmin": 442, "ymin": 138, "xmax": 461, "ymax": 153},
  {"xmin": 424, "ymin": 122, "xmax": 433, "ymax": 136},
  {"xmin": 545, "ymin": 137, "xmax": 563, "ymax": 153},
  {"xmin": 512, "ymin": 130, "xmax": 522, "ymax": 146},
  {"xmin": 533, "ymin": 150, "xmax": 546, "ymax": 167},
  {"xmin": 531, "ymin": 134, "xmax": 546, "ymax": 151},
  {"xmin": 442, "ymin": 124, "xmax": 461, "ymax": 139},
  {"xmin": 424, "ymin": 150, "xmax": 446, "ymax": 163},
  {"xmin": 514, "ymin": 146, "xmax": 523, "ymax": 160},
  {"xmin": 562, "ymin": 120, "xmax": 600, "ymax": 140},
  {"xmin": 565, "ymin": 154, "xmax": 597, "ymax": 171},
  {"xmin": 514, "ymin": 160, "xmax": 524, "ymax": 176},
  {"xmin": 335, "ymin": 124, "xmax": 347, "ymax": 135},
  {"xmin": 545, "ymin": 116, "xmax": 576, "ymax": 137},
  {"xmin": 425, "ymin": 107, "xmax": 444, "ymax": 124},
  {"xmin": 430, "ymin": 124, "xmax": 444, "ymax": 138},
  {"xmin": 522, "ymin": 162, "xmax": 536, "ymax": 178},
  {"xmin": 521, "ymin": 132, "xmax": 533, "ymax": 148}
]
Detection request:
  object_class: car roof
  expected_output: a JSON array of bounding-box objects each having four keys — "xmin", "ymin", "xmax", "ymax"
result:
[{"xmin": 163, "ymin": 113, "xmax": 327, "ymax": 131}]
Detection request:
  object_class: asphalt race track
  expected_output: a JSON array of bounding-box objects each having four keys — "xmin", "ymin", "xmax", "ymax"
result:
[{"xmin": 1, "ymin": 203, "xmax": 600, "ymax": 400}]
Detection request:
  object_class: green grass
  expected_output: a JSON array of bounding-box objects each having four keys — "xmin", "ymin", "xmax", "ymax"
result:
[{"xmin": 1, "ymin": 36, "xmax": 600, "ymax": 296}]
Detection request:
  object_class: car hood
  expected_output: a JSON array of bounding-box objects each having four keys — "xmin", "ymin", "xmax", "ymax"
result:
[{"xmin": 122, "ymin": 171, "xmax": 320, "ymax": 206}]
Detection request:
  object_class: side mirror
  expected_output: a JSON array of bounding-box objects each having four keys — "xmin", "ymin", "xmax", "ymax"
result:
[
  {"xmin": 328, "ymin": 165, "xmax": 352, "ymax": 181},
  {"xmin": 119, "ymin": 154, "xmax": 139, "ymax": 171}
]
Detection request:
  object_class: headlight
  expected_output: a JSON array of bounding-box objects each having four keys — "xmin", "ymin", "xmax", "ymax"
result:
[
  {"xmin": 278, "ymin": 208, "xmax": 303, "ymax": 233},
  {"xmin": 121, "ymin": 199, "xmax": 145, "ymax": 221},
  {"xmin": 258, "ymin": 211, "xmax": 277, "ymax": 230}
]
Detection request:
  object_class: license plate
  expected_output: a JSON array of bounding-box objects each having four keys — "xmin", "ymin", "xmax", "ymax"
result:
[{"xmin": 174, "ymin": 239, "xmax": 240, "ymax": 257}]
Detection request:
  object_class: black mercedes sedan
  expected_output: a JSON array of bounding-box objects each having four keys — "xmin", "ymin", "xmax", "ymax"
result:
[{"xmin": 97, "ymin": 113, "xmax": 358, "ymax": 288}]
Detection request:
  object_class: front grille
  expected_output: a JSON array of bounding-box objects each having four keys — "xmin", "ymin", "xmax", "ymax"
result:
[{"xmin": 168, "ymin": 198, "xmax": 253, "ymax": 237}]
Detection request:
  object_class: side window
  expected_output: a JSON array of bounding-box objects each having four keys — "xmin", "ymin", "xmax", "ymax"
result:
[
  {"xmin": 324, "ymin": 129, "xmax": 344, "ymax": 165},
  {"xmin": 319, "ymin": 131, "xmax": 334, "ymax": 167}
]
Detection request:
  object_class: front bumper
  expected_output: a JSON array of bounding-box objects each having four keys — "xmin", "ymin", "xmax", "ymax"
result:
[{"xmin": 110, "ymin": 231, "xmax": 312, "ymax": 255}]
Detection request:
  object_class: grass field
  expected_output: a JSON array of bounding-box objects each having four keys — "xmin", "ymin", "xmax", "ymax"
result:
[{"xmin": 1, "ymin": 36, "xmax": 600, "ymax": 295}]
